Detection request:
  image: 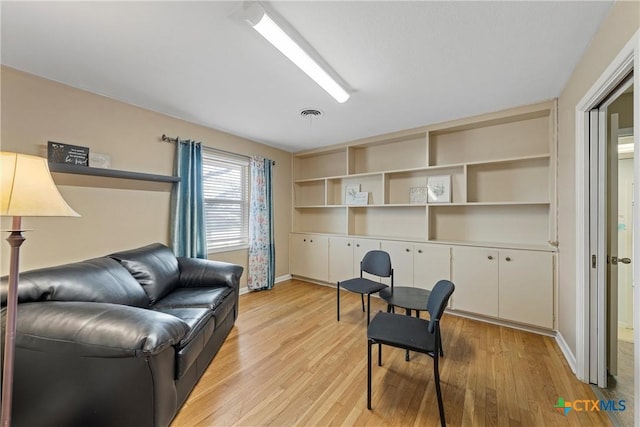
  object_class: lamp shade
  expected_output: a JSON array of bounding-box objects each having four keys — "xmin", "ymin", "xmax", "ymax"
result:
[{"xmin": 1, "ymin": 152, "xmax": 79, "ymax": 217}]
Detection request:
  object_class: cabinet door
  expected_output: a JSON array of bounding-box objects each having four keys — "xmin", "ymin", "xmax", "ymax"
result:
[
  {"xmin": 451, "ymin": 246, "xmax": 499, "ymax": 317},
  {"xmin": 329, "ymin": 237, "xmax": 354, "ymax": 283},
  {"xmin": 380, "ymin": 241, "xmax": 414, "ymax": 286},
  {"xmin": 353, "ymin": 239, "xmax": 381, "ymax": 281},
  {"xmin": 290, "ymin": 234, "xmax": 329, "ymax": 281},
  {"xmin": 414, "ymin": 244, "xmax": 451, "ymax": 291},
  {"xmin": 499, "ymin": 250, "xmax": 553, "ymax": 328}
]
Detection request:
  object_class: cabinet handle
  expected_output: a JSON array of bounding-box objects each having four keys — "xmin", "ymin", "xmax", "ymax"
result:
[
  {"xmin": 310, "ymin": 240, "xmax": 313, "ymax": 243},
  {"xmin": 405, "ymin": 248, "xmax": 410, "ymax": 252},
  {"xmin": 356, "ymin": 244, "xmax": 360, "ymax": 247},
  {"xmin": 347, "ymin": 243, "xmax": 351, "ymax": 247},
  {"xmin": 505, "ymin": 257, "xmax": 512, "ymax": 262},
  {"xmin": 487, "ymin": 255, "xmax": 493, "ymax": 260},
  {"xmin": 303, "ymin": 239, "xmax": 306, "ymax": 242},
  {"xmin": 418, "ymin": 249, "xmax": 423, "ymax": 253}
]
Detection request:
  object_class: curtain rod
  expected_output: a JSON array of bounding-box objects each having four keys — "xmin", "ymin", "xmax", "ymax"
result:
[{"xmin": 161, "ymin": 134, "xmax": 275, "ymax": 165}]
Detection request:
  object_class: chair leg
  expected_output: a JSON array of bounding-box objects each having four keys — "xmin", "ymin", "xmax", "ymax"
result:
[
  {"xmin": 337, "ymin": 283, "xmax": 340, "ymax": 322},
  {"xmin": 386, "ymin": 304, "xmax": 392, "ymax": 313},
  {"xmin": 434, "ymin": 351, "xmax": 446, "ymax": 426},
  {"xmin": 367, "ymin": 339, "xmax": 372, "ymax": 410},
  {"xmin": 433, "ymin": 342, "xmax": 447, "ymax": 427},
  {"xmin": 378, "ymin": 343, "xmax": 382, "ymax": 366},
  {"xmin": 366, "ymin": 294, "xmax": 371, "ymax": 325}
]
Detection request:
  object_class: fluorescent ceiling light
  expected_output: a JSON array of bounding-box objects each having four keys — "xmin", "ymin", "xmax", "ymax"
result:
[{"xmin": 249, "ymin": 10, "xmax": 350, "ymax": 103}]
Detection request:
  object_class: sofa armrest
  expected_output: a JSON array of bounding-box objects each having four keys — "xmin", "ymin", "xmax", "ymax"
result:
[
  {"xmin": 12, "ymin": 301, "xmax": 189, "ymax": 357},
  {"xmin": 177, "ymin": 257, "xmax": 243, "ymax": 292}
]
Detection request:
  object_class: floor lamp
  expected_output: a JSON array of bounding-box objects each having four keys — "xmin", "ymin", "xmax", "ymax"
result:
[{"xmin": 0, "ymin": 152, "xmax": 79, "ymax": 426}]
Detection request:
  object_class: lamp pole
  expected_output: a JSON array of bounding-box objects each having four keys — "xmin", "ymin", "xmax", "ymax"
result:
[{"xmin": 1, "ymin": 216, "xmax": 25, "ymax": 427}]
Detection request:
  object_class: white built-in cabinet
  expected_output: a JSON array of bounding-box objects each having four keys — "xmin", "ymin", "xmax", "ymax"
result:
[
  {"xmin": 290, "ymin": 100, "xmax": 558, "ymax": 330},
  {"xmin": 289, "ymin": 234, "xmax": 328, "ymax": 282},
  {"xmin": 379, "ymin": 242, "xmax": 450, "ymax": 290},
  {"xmin": 450, "ymin": 246, "xmax": 553, "ymax": 329},
  {"xmin": 328, "ymin": 237, "xmax": 380, "ymax": 283}
]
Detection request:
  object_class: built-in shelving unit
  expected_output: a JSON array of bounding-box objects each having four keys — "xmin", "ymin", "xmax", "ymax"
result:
[
  {"xmin": 49, "ymin": 163, "xmax": 180, "ymax": 183},
  {"xmin": 292, "ymin": 100, "xmax": 557, "ymax": 251},
  {"xmin": 290, "ymin": 100, "xmax": 558, "ymax": 331}
]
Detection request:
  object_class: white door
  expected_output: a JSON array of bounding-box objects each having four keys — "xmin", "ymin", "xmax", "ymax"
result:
[
  {"xmin": 414, "ymin": 243, "xmax": 451, "ymax": 291},
  {"xmin": 451, "ymin": 246, "xmax": 499, "ymax": 317},
  {"xmin": 498, "ymin": 250, "xmax": 553, "ymax": 329},
  {"xmin": 380, "ymin": 241, "xmax": 413, "ymax": 286},
  {"xmin": 588, "ymin": 76, "xmax": 633, "ymax": 388},
  {"xmin": 353, "ymin": 239, "xmax": 380, "ymax": 281},
  {"xmin": 329, "ymin": 237, "xmax": 354, "ymax": 283}
]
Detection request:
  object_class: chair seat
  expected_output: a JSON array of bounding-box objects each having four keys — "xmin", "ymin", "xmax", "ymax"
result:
[
  {"xmin": 368, "ymin": 311, "xmax": 436, "ymax": 354},
  {"xmin": 340, "ymin": 277, "xmax": 388, "ymax": 295}
]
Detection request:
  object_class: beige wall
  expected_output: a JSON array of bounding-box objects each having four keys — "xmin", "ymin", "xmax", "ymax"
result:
[
  {"xmin": 0, "ymin": 67, "xmax": 292, "ymax": 291},
  {"xmin": 556, "ymin": 1, "xmax": 639, "ymax": 355}
]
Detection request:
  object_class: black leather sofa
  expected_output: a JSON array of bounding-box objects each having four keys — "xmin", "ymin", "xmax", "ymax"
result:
[{"xmin": 0, "ymin": 243, "xmax": 243, "ymax": 427}]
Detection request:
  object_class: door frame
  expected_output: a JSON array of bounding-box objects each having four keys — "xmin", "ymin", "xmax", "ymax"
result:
[{"xmin": 575, "ymin": 29, "xmax": 639, "ymax": 423}]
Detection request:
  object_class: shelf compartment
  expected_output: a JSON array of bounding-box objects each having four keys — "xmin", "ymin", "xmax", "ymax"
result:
[
  {"xmin": 429, "ymin": 113, "xmax": 550, "ymax": 166},
  {"xmin": 429, "ymin": 204, "xmax": 549, "ymax": 246},
  {"xmin": 385, "ymin": 166, "xmax": 465, "ymax": 204},
  {"xmin": 327, "ymin": 174, "xmax": 383, "ymax": 205},
  {"xmin": 49, "ymin": 163, "xmax": 179, "ymax": 183},
  {"xmin": 348, "ymin": 133, "xmax": 427, "ymax": 174},
  {"xmin": 294, "ymin": 180, "xmax": 326, "ymax": 207},
  {"xmin": 294, "ymin": 149, "xmax": 347, "ymax": 180},
  {"xmin": 467, "ymin": 157, "xmax": 550, "ymax": 203},
  {"xmin": 293, "ymin": 207, "xmax": 346, "ymax": 234},
  {"xmin": 349, "ymin": 206, "xmax": 427, "ymax": 239}
]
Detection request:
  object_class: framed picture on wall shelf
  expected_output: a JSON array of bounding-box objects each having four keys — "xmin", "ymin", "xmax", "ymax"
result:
[
  {"xmin": 352, "ymin": 192, "xmax": 369, "ymax": 205},
  {"xmin": 345, "ymin": 184, "xmax": 361, "ymax": 205},
  {"xmin": 409, "ymin": 187, "xmax": 428, "ymax": 204},
  {"xmin": 427, "ymin": 175, "xmax": 451, "ymax": 203}
]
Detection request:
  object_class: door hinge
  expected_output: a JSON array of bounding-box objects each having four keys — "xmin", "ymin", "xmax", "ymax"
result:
[{"xmin": 592, "ymin": 254, "xmax": 597, "ymax": 268}]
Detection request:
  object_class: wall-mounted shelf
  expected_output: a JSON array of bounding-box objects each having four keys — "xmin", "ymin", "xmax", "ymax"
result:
[{"xmin": 49, "ymin": 163, "xmax": 180, "ymax": 183}]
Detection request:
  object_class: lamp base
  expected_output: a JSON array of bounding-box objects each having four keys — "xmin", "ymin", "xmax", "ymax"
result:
[{"xmin": 1, "ymin": 218, "xmax": 25, "ymax": 427}]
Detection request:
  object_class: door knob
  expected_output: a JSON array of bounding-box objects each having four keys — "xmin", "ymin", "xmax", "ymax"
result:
[{"xmin": 611, "ymin": 256, "xmax": 631, "ymax": 265}]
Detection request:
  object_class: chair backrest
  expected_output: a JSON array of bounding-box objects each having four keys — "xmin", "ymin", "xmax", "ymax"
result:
[
  {"xmin": 426, "ymin": 280, "xmax": 455, "ymax": 333},
  {"xmin": 360, "ymin": 250, "xmax": 393, "ymax": 278}
]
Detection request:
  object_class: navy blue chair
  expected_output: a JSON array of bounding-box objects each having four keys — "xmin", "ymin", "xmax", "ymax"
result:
[
  {"xmin": 336, "ymin": 250, "xmax": 393, "ymax": 325},
  {"xmin": 367, "ymin": 279, "xmax": 455, "ymax": 426}
]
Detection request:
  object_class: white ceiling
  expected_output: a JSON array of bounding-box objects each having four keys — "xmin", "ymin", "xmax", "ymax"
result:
[{"xmin": 1, "ymin": 1, "xmax": 613, "ymax": 153}]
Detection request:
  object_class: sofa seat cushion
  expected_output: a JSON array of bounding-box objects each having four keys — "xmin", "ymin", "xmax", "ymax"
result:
[
  {"xmin": 109, "ymin": 243, "xmax": 180, "ymax": 305},
  {"xmin": 153, "ymin": 287, "xmax": 235, "ymax": 323},
  {"xmin": 153, "ymin": 307, "xmax": 216, "ymax": 380}
]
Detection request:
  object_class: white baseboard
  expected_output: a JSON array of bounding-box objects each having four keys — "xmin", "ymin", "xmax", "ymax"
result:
[
  {"xmin": 555, "ymin": 331, "xmax": 577, "ymax": 374},
  {"xmin": 239, "ymin": 274, "xmax": 291, "ymax": 295}
]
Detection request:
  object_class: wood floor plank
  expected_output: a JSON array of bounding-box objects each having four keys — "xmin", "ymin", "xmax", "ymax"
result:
[{"xmin": 170, "ymin": 280, "xmax": 613, "ymax": 427}]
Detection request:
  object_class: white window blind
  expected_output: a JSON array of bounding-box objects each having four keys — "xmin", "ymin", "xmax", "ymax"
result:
[{"xmin": 202, "ymin": 148, "xmax": 249, "ymax": 252}]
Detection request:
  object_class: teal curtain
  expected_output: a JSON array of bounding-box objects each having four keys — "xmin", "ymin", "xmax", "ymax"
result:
[
  {"xmin": 248, "ymin": 156, "xmax": 275, "ymax": 290},
  {"xmin": 171, "ymin": 140, "xmax": 207, "ymax": 259}
]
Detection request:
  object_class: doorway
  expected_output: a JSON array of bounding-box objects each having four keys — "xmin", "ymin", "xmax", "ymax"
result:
[
  {"xmin": 575, "ymin": 32, "xmax": 638, "ymax": 427},
  {"xmin": 589, "ymin": 85, "xmax": 635, "ymax": 426}
]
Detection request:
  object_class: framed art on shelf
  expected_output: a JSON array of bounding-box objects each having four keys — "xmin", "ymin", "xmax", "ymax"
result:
[
  {"xmin": 345, "ymin": 184, "xmax": 361, "ymax": 205},
  {"xmin": 427, "ymin": 175, "xmax": 451, "ymax": 203},
  {"xmin": 352, "ymin": 192, "xmax": 369, "ymax": 205},
  {"xmin": 409, "ymin": 187, "xmax": 428, "ymax": 204}
]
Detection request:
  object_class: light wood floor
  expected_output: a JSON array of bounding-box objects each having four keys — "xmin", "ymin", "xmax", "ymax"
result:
[{"xmin": 171, "ymin": 280, "xmax": 612, "ymax": 427}]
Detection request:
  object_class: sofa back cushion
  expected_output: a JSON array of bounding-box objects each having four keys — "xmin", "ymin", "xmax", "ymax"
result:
[
  {"xmin": 109, "ymin": 243, "xmax": 180, "ymax": 305},
  {"xmin": 2, "ymin": 257, "xmax": 149, "ymax": 307}
]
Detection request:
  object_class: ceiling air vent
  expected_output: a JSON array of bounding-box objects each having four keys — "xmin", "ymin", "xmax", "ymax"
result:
[{"xmin": 300, "ymin": 109, "xmax": 323, "ymax": 118}]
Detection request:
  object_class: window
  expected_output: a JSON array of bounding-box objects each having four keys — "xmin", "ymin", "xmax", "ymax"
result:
[{"xmin": 202, "ymin": 148, "xmax": 249, "ymax": 252}]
